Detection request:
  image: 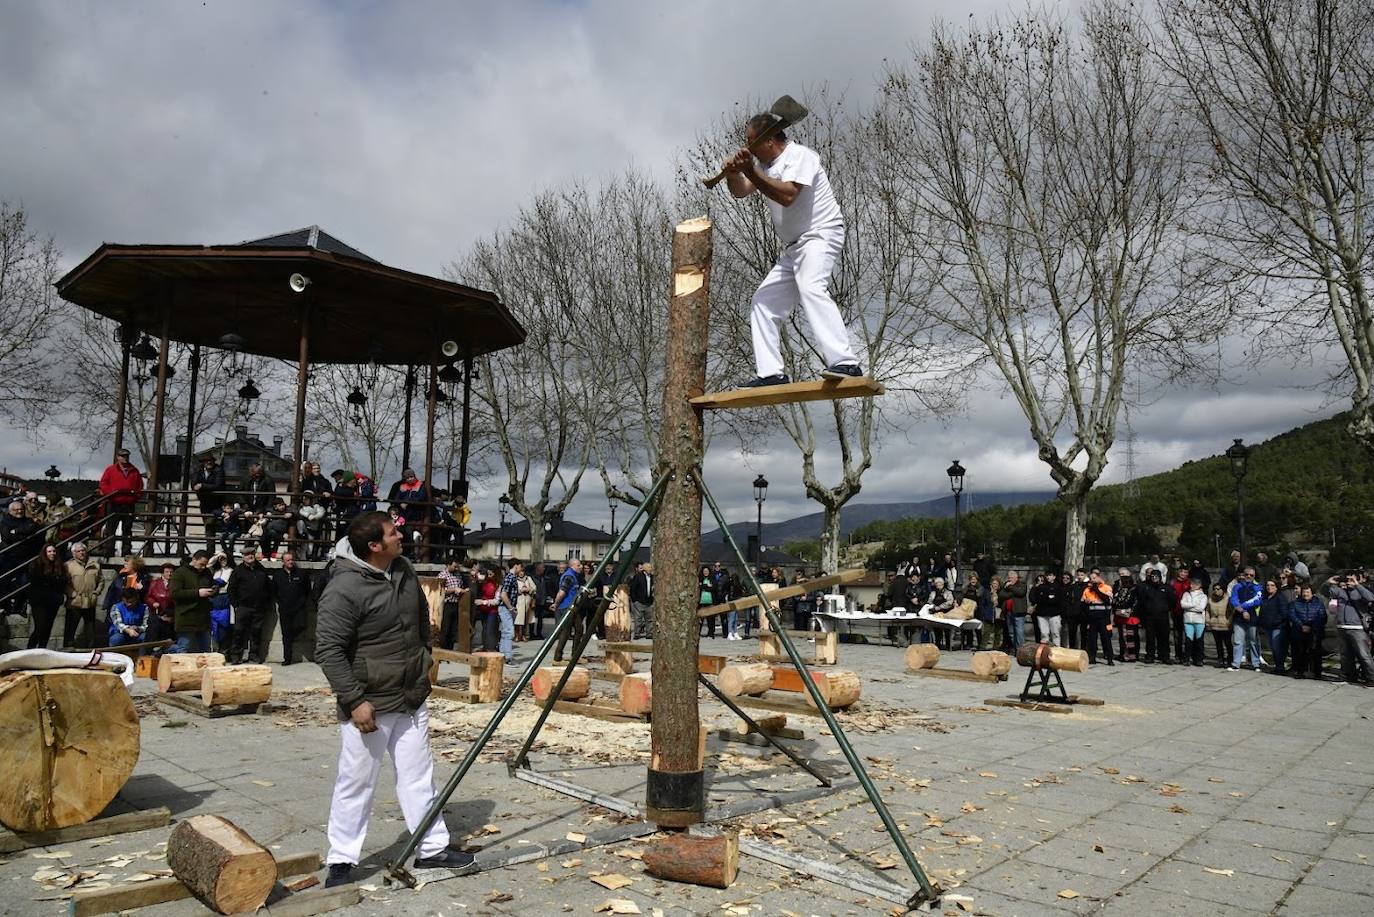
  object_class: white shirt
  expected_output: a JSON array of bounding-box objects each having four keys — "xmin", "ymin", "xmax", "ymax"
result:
[{"xmin": 758, "ymin": 141, "xmax": 844, "ymax": 245}]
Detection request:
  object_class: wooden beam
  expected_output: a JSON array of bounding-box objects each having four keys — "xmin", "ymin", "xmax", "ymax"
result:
[
  {"xmin": 429, "ymin": 684, "xmax": 478, "ymax": 704},
  {"xmin": 696, "ymin": 568, "xmax": 865, "ymax": 619},
  {"xmin": 432, "ymin": 648, "xmax": 489, "ymax": 667},
  {"xmin": 263, "ymin": 883, "xmax": 361, "ymax": 917},
  {"xmin": 907, "ymin": 667, "xmax": 1003, "ymax": 684},
  {"xmin": 981, "ymin": 697, "xmax": 1075, "ymax": 715},
  {"xmin": 68, "ymin": 851, "xmax": 321, "ymax": 917},
  {"xmin": 154, "ymin": 691, "xmax": 260, "ymax": 718},
  {"xmin": 724, "ymin": 693, "xmax": 823, "ymax": 718},
  {"xmin": 552, "ymin": 699, "xmax": 647, "ymax": 723},
  {"xmin": 88, "ymin": 639, "xmax": 173, "ymax": 654},
  {"xmin": 0, "ymin": 807, "xmax": 170, "ymax": 854},
  {"xmin": 690, "ymin": 376, "xmax": 884, "ymax": 411}
]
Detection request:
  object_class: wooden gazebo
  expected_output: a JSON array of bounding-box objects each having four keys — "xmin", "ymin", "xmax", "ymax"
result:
[{"xmin": 56, "ymin": 226, "xmax": 525, "ymax": 500}]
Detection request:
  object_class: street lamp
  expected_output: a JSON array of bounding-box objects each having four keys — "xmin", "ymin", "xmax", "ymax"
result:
[
  {"xmin": 498, "ymin": 494, "xmax": 511, "ymax": 563},
  {"xmin": 753, "ymin": 474, "xmax": 769, "ymax": 565},
  {"xmin": 608, "ymin": 496, "xmax": 618, "ymax": 537},
  {"xmin": 236, "ymin": 377, "xmax": 261, "ymax": 418},
  {"xmin": 1225, "ymin": 438, "xmax": 1251, "ymax": 565},
  {"xmin": 947, "ymin": 460, "xmax": 966, "ymax": 574},
  {"xmin": 44, "ymin": 465, "xmax": 61, "ymax": 482}
]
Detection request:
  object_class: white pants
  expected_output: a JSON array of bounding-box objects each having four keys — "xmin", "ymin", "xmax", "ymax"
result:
[
  {"xmin": 751, "ymin": 230, "xmax": 858, "ymax": 378},
  {"xmin": 326, "ymin": 702, "xmax": 450, "ymax": 865},
  {"xmin": 1040, "ymin": 616, "xmax": 1062, "ymax": 647}
]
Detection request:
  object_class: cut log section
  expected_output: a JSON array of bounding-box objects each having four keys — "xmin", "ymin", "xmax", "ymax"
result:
[
  {"xmin": 904, "ymin": 644, "xmax": 940, "ymax": 670},
  {"xmin": 718, "ymin": 662, "xmax": 773, "ymax": 697},
  {"xmin": 619, "ymin": 672, "xmax": 653, "ymax": 716},
  {"xmin": 0, "ymin": 668, "xmax": 139, "ymax": 832},
  {"xmin": 642, "ymin": 831, "xmax": 739, "ymax": 888},
  {"xmin": 201, "ymin": 665, "xmax": 272, "ymax": 707},
  {"xmin": 530, "ymin": 665, "xmax": 590, "ymax": 701},
  {"xmin": 803, "ymin": 669, "xmax": 861, "ymax": 710},
  {"xmin": 167, "ymin": 814, "xmax": 276, "ymax": 914},
  {"xmin": 1016, "ymin": 643, "xmax": 1089, "ymax": 673},
  {"xmin": 970, "ymin": 651, "xmax": 1012, "ymax": 677},
  {"xmin": 156, "ymin": 653, "xmax": 226, "ymax": 693},
  {"xmin": 735, "ymin": 713, "xmax": 788, "ymax": 736},
  {"xmin": 469, "ymin": 652, "xmax": 504, "ymax": 703}
]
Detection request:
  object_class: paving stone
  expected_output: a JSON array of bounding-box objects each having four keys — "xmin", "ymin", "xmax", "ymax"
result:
[
  {"xmin": 1134, "ymin": 860, "xmax": 1292, "ymax": 910},
  {"xmin": 1171, "ymin": 835, "xmax": 1314, "ymax": 883},
  {"xmin": 1276, "ymin": 881, "xmax": 1374, "ymax": 915},
  {"xmin": 1300, "ymin": 856, "xmax": 1374, "ymax": 896}
]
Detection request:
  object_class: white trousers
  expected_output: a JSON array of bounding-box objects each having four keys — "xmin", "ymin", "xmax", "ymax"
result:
[
  {"xmin": 751, "ymin": 230, "xmax": 858, "ymax": 378},
  {"xmin": 326, "ymin": 702, "xmax": 450, "ymax": 865}
]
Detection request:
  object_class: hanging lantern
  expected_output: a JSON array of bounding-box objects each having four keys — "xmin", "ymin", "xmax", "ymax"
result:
[
  {"xmin": 237, "ymin": 377, "xmax": 261, "ymax": 417},
  {"xmin": 346, "ymin": 385, "xmax": 368, "ymax": 427},
  {"xmin": 437, "ymin": 362, "xmax": 463, "ymax": 394},
  {"xmin": 129, "ymin": 333, "xmax": 160, "ymax": 389},
  {"xmin": 218, "ymin": 332, "xmax": 248, "ymax": 377}
]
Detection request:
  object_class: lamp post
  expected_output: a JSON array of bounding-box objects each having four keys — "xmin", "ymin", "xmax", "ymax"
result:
[
  {"xmin": 753, "ymin": 474, "xmax": 769, "ymax": 565},
  {"xmin": 947, "ymin": 460, "xmax": 966, "ymax": 574},
  {"xmin": 608, "ymin": 496, "xmax": 618, "ymax": 537},
  {"xmin": 498, "ymin": 494, "xmax": 511, "ymax": 564},
  {"xmin": 1226, "ymin": 438, "xmax": 1251, "ymax": 566}
]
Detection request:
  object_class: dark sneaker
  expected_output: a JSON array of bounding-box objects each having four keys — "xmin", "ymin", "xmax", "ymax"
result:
[
  {"xmin": 820, "ymin": 363, "xmax": 863, "ymax": 380},
  {"xmin": 324, "ymin": 863, "xmax": 355, "ymax": 888},
  {"xmin": 414, "ymin": 848, "xmax": 478, "ymax": 872},
  {"xmin": 742, "ymin": 373, "xmax": 791, "ymax": 388}
]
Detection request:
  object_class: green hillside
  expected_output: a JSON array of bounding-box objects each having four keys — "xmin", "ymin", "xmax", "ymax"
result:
[{"xmin": 855, "ymin": 414, "xmax": 1374, "ymax": 570}]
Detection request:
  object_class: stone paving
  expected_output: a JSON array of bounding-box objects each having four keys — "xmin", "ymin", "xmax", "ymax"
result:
[{"xmin": 4, "ymin": 635, "xmax": 1372, "ymax": 916}]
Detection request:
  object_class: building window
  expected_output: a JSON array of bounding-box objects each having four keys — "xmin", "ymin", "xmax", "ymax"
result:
[{"xmin": 566, "ymin": 547, "xmax": 582, "ymax": 561}]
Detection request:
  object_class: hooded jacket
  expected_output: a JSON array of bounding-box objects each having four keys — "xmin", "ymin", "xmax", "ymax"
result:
[{"xmin": 314, "ymin": 539, "xmax": 433, "ymax": 720}]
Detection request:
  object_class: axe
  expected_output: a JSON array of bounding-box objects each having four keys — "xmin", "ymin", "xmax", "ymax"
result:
[{"xmin": 701, "ymin": 94, "xmax": 810, "ymax": 189}]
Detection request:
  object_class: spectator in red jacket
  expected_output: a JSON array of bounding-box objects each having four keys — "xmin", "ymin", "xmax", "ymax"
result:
[
  {"xmin": 1169, "ymin": 566, "xmax": 1190, "ymax": 660},
  {"xmin": 98, "ymin": 448, "xmax": 143, "ymax": 556}
]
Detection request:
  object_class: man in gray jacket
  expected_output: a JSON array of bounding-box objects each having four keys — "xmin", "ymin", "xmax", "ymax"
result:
[{"xmin": 315, "ymin": 511, "xmax": 474, "ymax": 887}]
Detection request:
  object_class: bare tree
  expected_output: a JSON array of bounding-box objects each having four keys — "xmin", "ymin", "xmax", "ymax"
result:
[
  {"xmin": 0, "ymin": 201, "xmax": 60, "ymax": 430},
  {"xmin": 879, "ymin": 3, "xmax": 1214, "ymax": 568},
  {"xmin": 679, "ymin": 92, "xmax": 952, "ymax": 572},
  {"xmin": 306, "ymin": 364, "xmax": 408, "ymax": 485},
  {"xmin": 1159, "ymin": 0, "xmax": 1374, "ymax": 449}
]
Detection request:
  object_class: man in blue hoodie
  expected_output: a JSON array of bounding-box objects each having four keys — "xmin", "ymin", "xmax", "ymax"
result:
[
  {"xmin": 1287, "ymin": 583, "xmax": 1328, "ymax": 679},
  {"xmin": 1227, "ymin": 568, "xmax": 1264, "ymax": 671}
]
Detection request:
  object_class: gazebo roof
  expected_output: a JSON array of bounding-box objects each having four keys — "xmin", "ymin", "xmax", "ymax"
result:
[{"xmin": 55, "ymin": 226, "xmax": 525, "ymax": 364}]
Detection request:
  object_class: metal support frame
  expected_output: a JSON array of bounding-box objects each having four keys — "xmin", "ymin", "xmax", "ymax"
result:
[
  {"xmin": 692, "ymin": 469, "xmax": 940, "ymax": 908},
  {"xmin": 385, "ymin": 474, "xmax": 669, "ymax": 887},
  {"xmin": 696, "ymin": 672, "xmax": 830, "ymax": 787},
  {"xmin": 1019, "ymin": 664, "xmax": 1071, "ymax": 704}
]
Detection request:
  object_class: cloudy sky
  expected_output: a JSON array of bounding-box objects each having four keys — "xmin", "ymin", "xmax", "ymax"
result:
[{"xmin": 0, "ymin": 0, "xmax": 1344, "ymax": 533}]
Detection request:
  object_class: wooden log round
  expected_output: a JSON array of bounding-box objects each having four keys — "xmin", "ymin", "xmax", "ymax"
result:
[
  {"xmin": 642, "ymin": 831, "xmax": 739, "ymax": 889},
  {"xmin": 530, "ymin": 665, "xmax": 590, "ymax": 701},
  {"xmin": 470, "ymin": 652, "xmax": 505, "ymax": 703},
  {"xmin": 970, "ymin": 651, "xmax": 1012, "ymax": 677},
  {"xmin": 1016, "ymin": 643, "xmax": 1089, "ymax": 673},
  {"xmin": 0, "ymin": 668, "xmax": 139, "ymax": 832},
  {"xmin": 157, "ymin": 653, "xmax": 227, "ymax": 693},
  {"xmin": 619, "ymin": 671, "xmax": 653, "ymax": 716},
  {"xmin": 167, "ymin": 814, "xmax": 276, "ymax": 914},
  {"xmin": 200, "ymin": 665, "xmax": 272, "ymax": 706},
  {"xmin": 805, "ymin": 669, "xmax": 862, "ymax": 710},
  {"xmin": 904, "ymin": 644, "xmax": 940, "ymax": 670},
  {"xmin": 718, "ymin": 662, "xmax": 773, "ymax": 697},
  {"xmin": 736, "ymin": 713, "xmax": 787, "ymax": 736}
]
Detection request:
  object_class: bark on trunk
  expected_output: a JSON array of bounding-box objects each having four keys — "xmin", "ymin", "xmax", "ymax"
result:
[
  {"xmin": 647, "ymin": 216, "xmax": 712, "ymax": 827},
  {"xmin": 820, "ymin": 503, "xmax": 841, "ymax": 573},
  {"xmin": 167, "ymin": 814, "xmax": 276, "ymax": 914},
  {"xmin": 0, "ymin": 669, "xmax": 140, "ymax": 832},
  {"xmin": 1062, "ymin": 489, "xmax": 1088, "ymax": 571}
]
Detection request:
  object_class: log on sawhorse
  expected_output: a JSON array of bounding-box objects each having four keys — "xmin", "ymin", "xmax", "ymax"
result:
[
  {"xmin": 155, "ymin": 691, "xmax": 261, "ymax": 718},
  {"xmin": 67, "ymin": 850, "xmax": 322, "ymax": 917},
  {"xmin": 907, "ymin": 667, "xmax": 1006, "ymax": 684},
  {"xmin": 429, "ymin": 648, "xmax": 504, "ymax": 704},
  {"xmin": 0, "ymin": 806, "xmax": 171, "ymax": 854}
]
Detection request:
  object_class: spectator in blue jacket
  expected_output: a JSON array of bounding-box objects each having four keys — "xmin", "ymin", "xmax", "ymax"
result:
[
  {"xmin": 107, "ymin": 588, "xmax": 147, "ymax": 647},
  {"xmin": 1227, "ymin": 568, "xmax": 1264, "ymax": 671},
  {"xmin": 1287, "ymin": 583, "xmax": 1327, "ymax": 679},
  {"xmin": 1257, "ymin": 577, "xmax": 1290, "ymax": 674}
]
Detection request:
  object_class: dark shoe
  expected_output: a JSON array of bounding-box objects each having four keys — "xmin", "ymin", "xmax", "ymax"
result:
[
  {"xmin": 325, "ymin": 863, "xmax": 355, "ymax": 888},
  {"xmin": 1107, "ymin": 660, "xmax": 1115, "ymax": 666},
  {"xmin": 742, "ymin": 373, "xmax": 791, "ymax": 388},
  {"xmin": 414, "ymin": 848, "xmax": 478, "ymax": 872},
  {"xmin": 820, "ymin": 363, "xmax": 863, "ymax": 380}
]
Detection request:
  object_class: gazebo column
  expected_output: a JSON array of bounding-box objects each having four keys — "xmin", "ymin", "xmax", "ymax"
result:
[
  {"xmin": 457, "ymin": 351, "xmax": 473, "ymax": 551},
  {"xmin": 177, "ymin": 344, "xmax": 201, "ymax": 553},
  {"xmin": 113, "ymin": 325, "xmax": 132, "ymax": 457},
  {"xmin": 422, "ymin": 359, "xmax": 437, "ymax": 561},
  {"xmin": 291, "ymin": 303, "xmax": 311, "ymax": 496},
  {"xmin": 146, "ymin": 303, "xmax": 172, "ymax": 553},
  {"xmin": 402, "ymin": 365, "xmax": 416, "ymax": 471}
]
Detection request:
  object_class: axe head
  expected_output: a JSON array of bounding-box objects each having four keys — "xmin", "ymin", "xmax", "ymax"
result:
[{"xmin": 768, "ymin": 94, "xmax": 809, "ymax": 127}]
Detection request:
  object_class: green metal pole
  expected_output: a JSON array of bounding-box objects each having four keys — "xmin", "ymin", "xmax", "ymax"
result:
[
  {"xmin": 386, "ymin": 476, "xmax": 668, "ymax": 884},
  {"xmin": 693, "ymin": 470, "xmax": 939, "ymax": 906}
]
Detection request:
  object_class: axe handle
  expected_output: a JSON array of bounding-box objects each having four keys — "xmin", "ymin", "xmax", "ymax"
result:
[{"xmin": 701, "ymin": 119, "xmax": 788, "ymax": 189}]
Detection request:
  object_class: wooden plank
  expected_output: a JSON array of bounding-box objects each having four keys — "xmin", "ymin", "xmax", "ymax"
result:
[
  {"xmin": 600, "ymin": 641, "xmax": 655, "ymax": 653},
  {"xmin": 981, "ymin": 697, "xmax": 1074, "ymax": 715},
  {"xmin": 263, "ymin": 883, "xmax": 361, "ymax": 917},
  {"xmin": 696, "ymin": 568, "xmax": 865, "ymax": 619},
  {"xmin": 433, "ymin": 648, "xmax": 486, "ymax": 667},
  {"xmin": 758, "ymin": 653, "xmax": 823, "ymax": 667},
  {"xmin": 69, "ymin": 851, "xmax": 321, "ymax": 917},
  {"xmin": 715, "ymin": 730, "xmax": 805, "ymax": 750},
  {"xmin": 591, "ymin": 670, "xmax": 626, "ymax": 685},
  {"xmin": 907, "ymin": 667, "xmax": 1003, "ymax": 684},
  {"xmin": 429, "ymin": 684, "xmax": 478, "ymax": 704},
  {"xmin": 697, "ymin": 654, "xmax": 728, "ymax": 675},
  {"xmin": 0, "ymin": 807, "xmax": 170, "ymax": 854},
  {"xmin": 726, "ymin": 693, "xmax": 823, "ymax": 718},
  {"xmin": 552, "ymin": 699, "xmax": 647, "ymax": 723},
  {"xmin": 690, "ymin": 376, "xmax": 884, "ymax": 411},
  {"xmin": 154, "ymin": 691, "xmax": 260, "ymax": 718}
]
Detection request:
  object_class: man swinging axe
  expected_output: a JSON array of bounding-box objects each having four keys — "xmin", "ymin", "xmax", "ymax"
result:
[{"xmin": 714, "ymin": 95, "xmax": 864, "ymax": 387}]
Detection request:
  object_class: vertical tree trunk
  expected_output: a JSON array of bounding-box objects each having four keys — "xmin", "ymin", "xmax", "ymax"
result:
[
  {"xmin": 528, "ymin": 512, "xmax": 546, "ymax": 562},
  {"xmin": 647, "ymin": 216, "xmax": 712, "ymax": 828},
  {"xmin": 820, "ymin": 504, "xmax": 841, "ymax": 573},
  {"xmin": 1062, "ymin": 489, "xmax": 1088, "ymax": 571}
]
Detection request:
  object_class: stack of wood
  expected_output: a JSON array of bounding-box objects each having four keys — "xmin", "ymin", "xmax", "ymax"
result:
[
  {"xmin": 713, "ymin": 662, "xmax": 862, "ymax": 713},
  {"xmin": 0, "ymin": 668, "xmax": 139, "ymax": 832}
]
